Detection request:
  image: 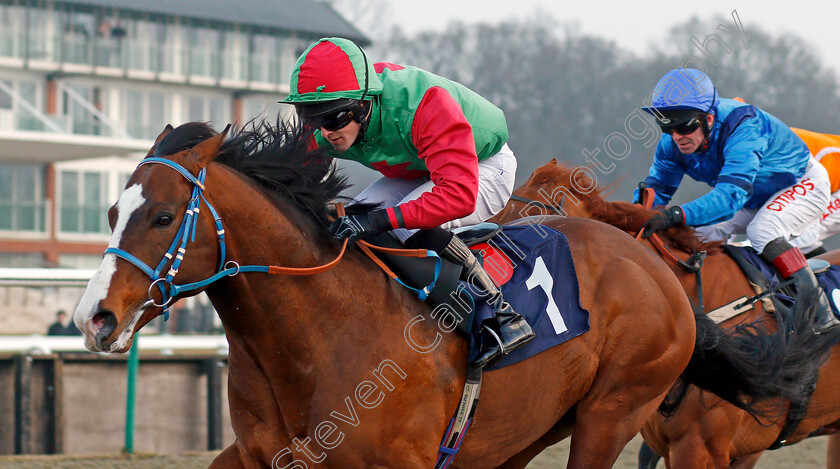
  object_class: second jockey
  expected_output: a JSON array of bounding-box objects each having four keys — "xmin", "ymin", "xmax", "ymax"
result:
[{"xmin": 635, "ymin": 67, "xmax": 838, "ymax": 331}]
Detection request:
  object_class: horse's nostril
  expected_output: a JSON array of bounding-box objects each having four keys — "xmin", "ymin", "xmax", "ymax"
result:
[{"xmin": 92, "ymin": 311, "xmax": 118, "ymax": 346}]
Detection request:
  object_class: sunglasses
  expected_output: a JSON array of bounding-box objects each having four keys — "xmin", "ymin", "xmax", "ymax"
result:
[
  {"xmin": 659, "ymin": 115, "xmax": 704, "ymax": 135},
  {"xmin": 308, "ymin": 108, "xmax": 357, "ymax": 131}
]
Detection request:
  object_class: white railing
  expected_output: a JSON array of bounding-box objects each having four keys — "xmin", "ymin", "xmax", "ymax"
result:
[
  {"xmin": 0, "ymin": 334, "xmax": 228, "ymax": 355},
  {"xmin": 0, "ymin": 267, "xmax": 95, "ymax": 286}
]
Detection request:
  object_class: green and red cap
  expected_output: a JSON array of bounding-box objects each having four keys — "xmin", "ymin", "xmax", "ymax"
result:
[{"xmin": 279, "ymin": 37, "xmax": 383, "ymax": 117}]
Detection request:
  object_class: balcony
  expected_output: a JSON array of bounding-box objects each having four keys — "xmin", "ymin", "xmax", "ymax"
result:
[{"xmin": 0, "ymin": 25, "xmax": 292, "ymax": 93}]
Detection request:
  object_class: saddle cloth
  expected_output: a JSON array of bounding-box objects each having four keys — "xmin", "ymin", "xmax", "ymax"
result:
[
  {"xmin": 729, "ymin": 246, "xmax": 840, "ymax": 317},
  {"xmin": 466, "ymin": 224, "xmax": 591, "ymax": 371}
]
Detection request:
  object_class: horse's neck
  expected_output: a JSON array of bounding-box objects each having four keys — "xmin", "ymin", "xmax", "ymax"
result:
[{"xmin": 202, "ymin": 166, "xmax": 442, "ymax": 385}]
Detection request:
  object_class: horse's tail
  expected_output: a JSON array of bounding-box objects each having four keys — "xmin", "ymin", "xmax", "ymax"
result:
[{"xmin": 661, "ymin": 286, "xmax": 840, "ymax": 418}]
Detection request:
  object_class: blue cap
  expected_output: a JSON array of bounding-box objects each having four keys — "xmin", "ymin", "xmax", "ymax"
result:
[{"xmin": 641, "ymin": 68, "xmax": 718, "ymax": 118}]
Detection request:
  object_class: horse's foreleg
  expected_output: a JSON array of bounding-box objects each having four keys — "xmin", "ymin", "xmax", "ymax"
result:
[
  {"xmin": 729, "ymin": 452, "xmax": 762, "ymax": 468},
  {"xmin": 638, "ymin": 441, "xmax": 662, "ymax": 469},
  {"xmin": 565, "ymin": 388, "xmax": 667, "ymax": 469},
  {"xmin": 828, "ymin": 434, "xmax": 840, "ymax": 469},
  {"xmin": 495, "ymin": 416, "xmax": 574, "ymax": 469}
]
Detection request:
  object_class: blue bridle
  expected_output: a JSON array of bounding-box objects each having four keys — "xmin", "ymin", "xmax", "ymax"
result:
[
  {"xmin": 103, "ymin": 157, "xmax": 441, "ymax": 320},
  {"xmin": 104, "ymin": 157, "xmax": 261, "ymax": 319}
]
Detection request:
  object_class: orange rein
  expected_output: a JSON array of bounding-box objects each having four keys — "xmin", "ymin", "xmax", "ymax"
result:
[
  {"xmin": 635, "ymin": 188, "xmax": 686, "ymax": 266},
  {"xmin": 266, "ymin": 203, "xmax": 429, "ymax": 279}
]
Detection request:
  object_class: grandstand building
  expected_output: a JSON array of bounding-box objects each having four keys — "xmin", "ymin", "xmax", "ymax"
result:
[{"xmin": 0, "ymin": 0, "xmax": 367, "ymax": 269}]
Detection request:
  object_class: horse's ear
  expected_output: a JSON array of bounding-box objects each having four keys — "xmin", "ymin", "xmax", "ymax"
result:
[
  {"xmin": 191, "ymin": 124, "xmax": 230, "ymax": 169},
  {"xmin": 550, "ymin": 158, "xmax": 558, "ymax": 165},
  {"xmin": 145, "ymin": 124, "xmax": 175, "ymax": 157}
]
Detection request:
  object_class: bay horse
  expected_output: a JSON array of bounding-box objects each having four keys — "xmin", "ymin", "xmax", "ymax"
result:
[
  {"xmin": 494, "ymin": 159, "xmax": 840, "ymax": 468},
  {"xmin": 74, "ymin": 122, "xmax": 812, "ymax": 468}
]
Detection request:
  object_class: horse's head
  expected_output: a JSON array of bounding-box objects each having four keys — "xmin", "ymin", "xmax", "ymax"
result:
[
  {"xmin": 74, "ymin": 124, "xmax": 229, "ymax": 352},
  {"xmin": 493, "ymin": 159, "xmax": 597, "ymax": 224}
]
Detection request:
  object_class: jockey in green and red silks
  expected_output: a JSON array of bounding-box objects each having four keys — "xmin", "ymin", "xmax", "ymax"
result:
[{"xmin": 279, "ymin": 37, "xmax": 534, "ymax": 368}]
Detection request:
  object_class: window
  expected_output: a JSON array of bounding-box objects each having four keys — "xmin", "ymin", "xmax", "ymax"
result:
[
  {"xmin": 124, "ymin": 17, "xmax": 164, "ymax": 71},
  {"xmin": 60, "ymin": 9, "xmax": 95, "ymax": 63},
  {"xmin": 186, "ymin": 24, "xmax": 219, "ymax": 77},
  {"xmin": 184, "ymin": 95, "xmax": 229, "ymax": 126},
  {"xmin": 59, "ymin": 170, "xmax": 109, "ymax": 234},
  {"xmin": 124, "ymin": 89, "xmax": 168, "ymax": 139},
  {"xmin": 249, "ymin": 33, "xmax": 278, "ymax": 83},
  {"xmin": 242, "ymin": 96, "xmax": 286, "ymax": 123},
  {"xmin": 26, "ymin": 5, "xmax": 58, "ymax": 61},
  {"xmin": 0, "ymin": 3, "xmax": 24, "ymax": 58},
  {"xmin": 63, "ymin": 84, "xmax": 103, "ymax": 135},
  {"xmin": 0, "ymin": 163, "xmax": 46, "ymax": 233},
  {"xmin": 58, "ymin": 253, "xmax": 104, "ymax": 269},
  {"xmin": 0, "ymin": 80, "xmax": 11, "ymax": 110},
  {"xmin": 220, "ymin": 27, "xmax": 247, "ymax": 81},
  {"xmin": 0, "ymin": 252, "xmax": 45, "ymax": 268},
  {"xmin": 0, "ymin": 78, "xmax": 46, "ymax": 131}
]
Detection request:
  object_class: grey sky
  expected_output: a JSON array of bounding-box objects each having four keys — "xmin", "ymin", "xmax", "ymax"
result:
[{"xmin": 385, "ymin": 1, "xmax": 840, "ymax": 74}]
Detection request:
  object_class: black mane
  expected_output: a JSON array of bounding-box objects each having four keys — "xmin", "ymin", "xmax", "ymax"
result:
[{"xmin": 154, "ymin": 120, "xmax": 358, "ymax": 227}]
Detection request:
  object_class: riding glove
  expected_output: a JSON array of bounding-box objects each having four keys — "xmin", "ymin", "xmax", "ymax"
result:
[
  {"xmin": 328, "ymin": 209, "xmax": 393, "ymax": 242},
  {"xmin": 642, "ymin": 206, "xmax": 684, "ymax": 238}
]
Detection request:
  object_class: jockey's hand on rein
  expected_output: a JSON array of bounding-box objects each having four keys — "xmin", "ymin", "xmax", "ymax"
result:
[
  {"xmin": 328, "ymin": 209, "xmax": 393, "ymax": 243},
  {"xmin": 642, "ymin": 206, "xmax": 685, "ymax": 239}
]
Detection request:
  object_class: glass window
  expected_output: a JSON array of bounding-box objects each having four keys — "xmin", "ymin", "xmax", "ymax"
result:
[
  {"xmin": 119, "ymin": 172, "xmax": 133, "ymax": 190},
  {"xmin": 26, "ymin": 5, "xmax": 55, "ymax": 61},
  {"xmin": 188, "ymin": 96, "xmax": 203, "ymax": 121},
  {"xmin": 125, "ymin": 17, "xmax": 158, "ymax": 71},
  {"xmin": 221, "ymin": 28, "xmax": 247, "ymax": 80},
  {"xmin": 159, "ymin": 19, "xmax": 181, "ymax": 74},
  {"xmin": 124, "ymin": 89, "xmax": 169, "ymax": 139},
  {"xmin": 187, "ymin": 25, "xmax": 219, "ymax": 77},
  {"xmin": 58, "ymin": 253, "xmax": 105, "ymax": 269},
  {"xmin": 0, "ymin": 163, "xmax": 46, "ymax": 232},
  {"xmin": 16, "ymin": 80, "xmax": 42, "ymax": 131},
  {"xmin": 250, "ymin": 34, "xmax": 277, "ymax": 83},
  {"xmin": 0, "ymin": 4, "xmax": 23, "ymax": 58},
  {"xmin": 183, "ymin": 95, "xmax": 229, "ymax": 125},
  {"xmin": 60, "ymin": 9, "xmax": 94, "ymax": 63},
  {"xmin": 0, "ymin": 80, "xmax": 11, "ymax": 110},
  {"xmin": 124, "ymin": 89, "xmax": 144, "ymax": 137},
  {"xmin": 83, "ymin": 172, "xmax": 103, "ymax": 232},
  {"xmin": 59, "ymin": 170, "xmax": 109, "ymax": 234},
  {"xmin": 65, "ymin": 84, "xmax": 99, "ymax": 135},
  {"xmin": 60, "ymin": 171, "xmax": 79, "ymax": 233},
  {"xmin": 208, "ymin": 98, "xmax": 225, "ymax": 125},
  {"xmin": 0, "ymin": 252, "xmax": 45, "ymax": 268}
]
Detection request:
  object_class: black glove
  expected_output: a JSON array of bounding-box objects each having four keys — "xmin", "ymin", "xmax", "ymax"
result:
[
  {"xmin": 642, "ymin": 206, "xmax": 684, "ymax": 238},
  {"xmin": 328, "ymin": 209, "xmax": 393, "ymax": 243}
]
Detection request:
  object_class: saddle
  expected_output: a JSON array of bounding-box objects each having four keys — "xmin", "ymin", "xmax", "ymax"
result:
[
  {"xmin": 720, "ymin": 244, "xmax": 832, "ymax": 320},
  {"xmin": 367, "ymin": 223, "xmax": 503, "ymax": 337}
]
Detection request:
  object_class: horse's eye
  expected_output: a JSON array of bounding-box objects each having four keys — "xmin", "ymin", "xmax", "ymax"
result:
[{"xmin": 155, "ymin": 213, "xmax": 174, "ymax": 227}]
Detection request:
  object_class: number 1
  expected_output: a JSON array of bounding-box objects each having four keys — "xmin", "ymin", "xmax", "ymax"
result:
[{"xmin": 525, "ymin": 256, "xmax": 568, "ymax": 334}]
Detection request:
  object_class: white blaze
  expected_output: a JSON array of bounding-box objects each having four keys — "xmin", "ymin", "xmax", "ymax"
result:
[{"xmin": 74, "ymin": 184, "xmax": 146, "ymax": 332}]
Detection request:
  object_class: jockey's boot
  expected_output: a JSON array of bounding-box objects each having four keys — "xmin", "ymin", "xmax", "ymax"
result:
[
  {"xmin": 761, "ymin": 237, "xmax": 840, "ymax": 332},
  {"xmin": 438, "ymin": 234, "xmax": 536, "ymax": 368}
]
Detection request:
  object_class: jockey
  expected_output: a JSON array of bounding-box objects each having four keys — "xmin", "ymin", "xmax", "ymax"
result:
[
  {"xmin": 635, "ymin": 67, "xmax": 838, "ymax": 331},
  {"xmin": 279, "ymin": 37, "xmax": 534, "ymax": 367}
]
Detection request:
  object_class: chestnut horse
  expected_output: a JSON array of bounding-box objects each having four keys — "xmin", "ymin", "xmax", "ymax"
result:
[
  {"xmin": 74, "ymin": 123, "xmax": 812, "ymax": 468},
  {"xmin": 495, "ymin": 159, "xmax": 840, "ymax": 468}
]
